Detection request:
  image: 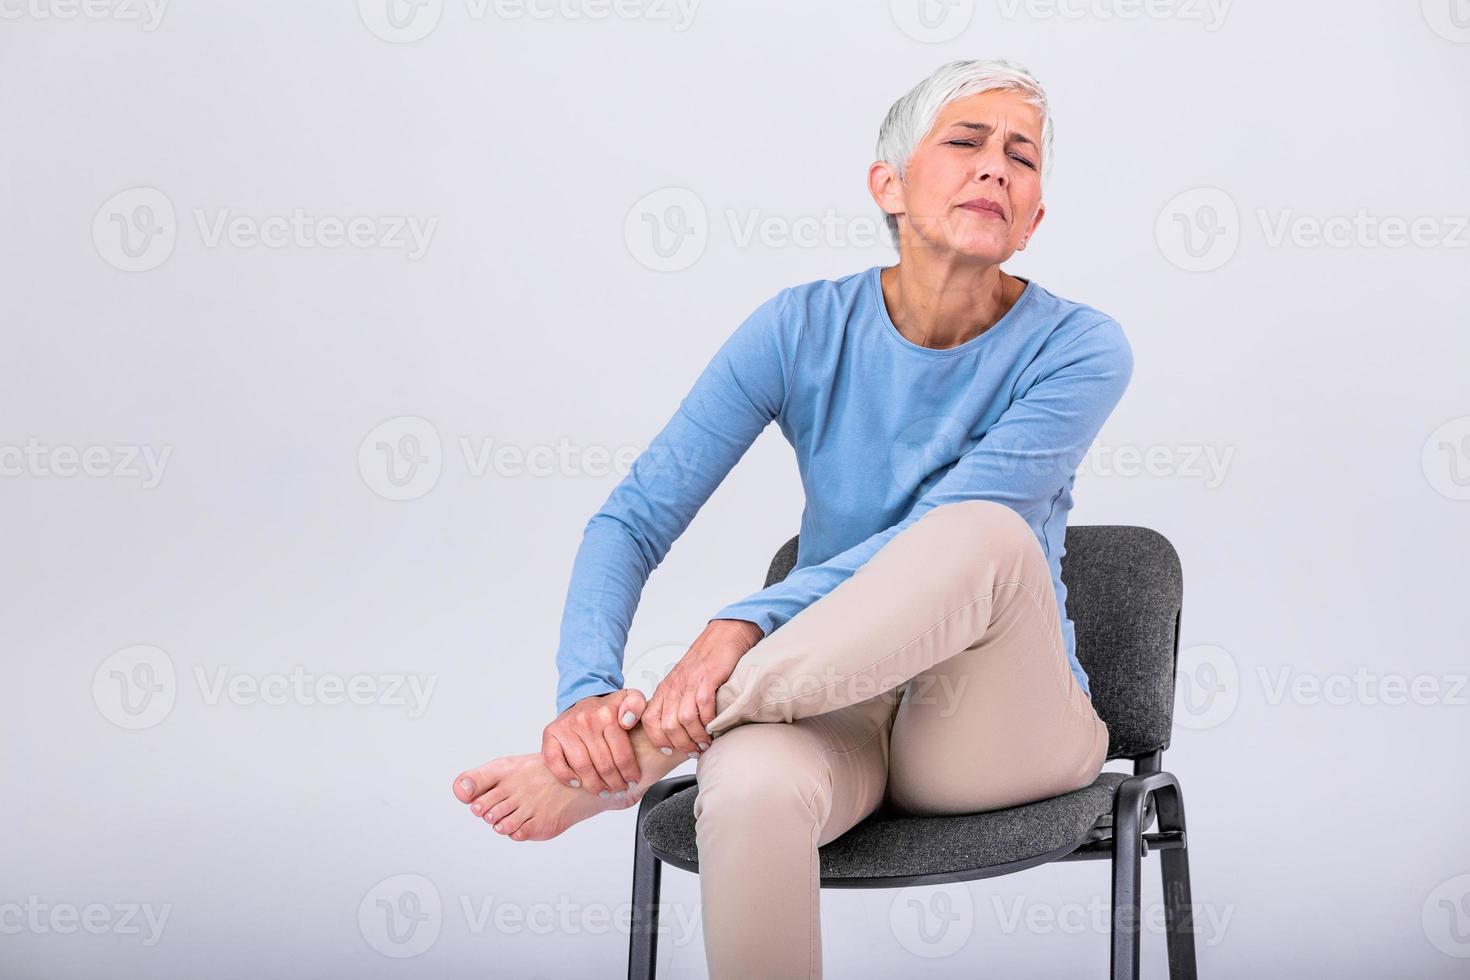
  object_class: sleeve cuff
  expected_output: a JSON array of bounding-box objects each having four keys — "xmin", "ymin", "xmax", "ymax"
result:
[
  {"xmin": 707, "ymin": 601, "xmax": 778, "ymax": 639},
  {"xmin": 555, "ymin": 677, "xmax": 622, "ymax": 717}
]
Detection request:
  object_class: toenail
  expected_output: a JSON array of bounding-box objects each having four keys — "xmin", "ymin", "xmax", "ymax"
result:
[
  {"xmin": 459, "ymin": 779, "xmax": 474, "ymax": 794},
  {"xmin": 598, "ymin": 790, "xmax": 610, "ymax": 799},
  {"xmin": 493, "ymin": 823, "xmax": 502, "ymax": 832},
  {"xmin": 697, "ymin": 742, "xmax": 709, "ymax": 751},
  {"xmin": 471, "ymin": 803, "xmax": 482, "ymax": 814},
  {"xmin": 614, "ymin": 791, "xmax": 626, "ymax": 800},
  {"xmin": 569, "ymin": 778, "xmax": 580, "ymax": 788},
  {"xmin": 621, "ymin": 711, "xmax": 636, "ymax": 726},
  {"xmin": 659, "ymin": 747, "xmax": 672, "ymax": 756},
  {"xmin": 704, "ymin": 723, "xmax": 713, "ymax": 733},
  {"xmin": 628, "ymin": 781, "xmax": 639, "ymax": 790},
  {"xmin": 688, "ymin": 752, "xmax": 699, "ymax": 760}
]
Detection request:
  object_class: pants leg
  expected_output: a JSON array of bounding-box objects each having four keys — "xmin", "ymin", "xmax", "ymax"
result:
[
  {"xmin": 692, "ymin": 689, "xmax": 896, "ymax": 980},
  {"xmin": 694, "ymin": 499, "xmax": 1109, "ymax": 977},
  {"xmin": 883, "ymin": 520, "xmax": 1109, "ymax": 814},
  {"xmin": 707, "ymin": 499, "xmax": 1100, "ymax": 748}
]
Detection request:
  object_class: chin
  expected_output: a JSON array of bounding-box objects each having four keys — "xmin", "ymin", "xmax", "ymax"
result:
[{"xmin": 947, "ymin": 237, "xmax": 1013, "ymax": 265}]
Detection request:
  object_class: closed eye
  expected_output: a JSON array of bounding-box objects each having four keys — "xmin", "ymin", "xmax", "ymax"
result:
[{"xmin": 946, "ymin": 139, "xmax": 1036, "ymax": 169}]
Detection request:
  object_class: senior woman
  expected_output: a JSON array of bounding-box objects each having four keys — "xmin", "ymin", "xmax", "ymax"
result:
[{"xmin": 453, "ymin": 58, "xmax": 1133, "ymax": 978}]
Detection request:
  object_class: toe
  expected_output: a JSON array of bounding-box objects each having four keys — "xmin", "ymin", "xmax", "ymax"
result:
[
  {"xmin": 470, "ymin": 787, "xmax": 509, "ymax": 818},
  {"xmin": 453, "ymin": 763, "xmax": 499, "ymax": 803},
  {"xmin": 485, "ymin": 799, "xmax": 518, "ymax": 830},
  {"xmin": 495, "ymin": 805, "xmax": 532, "ymax": 837}
]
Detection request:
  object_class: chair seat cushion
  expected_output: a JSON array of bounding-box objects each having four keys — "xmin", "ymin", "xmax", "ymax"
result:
[{"xmin": 643, "ymin": 770, "xmax": 1146, "ymax": 880}]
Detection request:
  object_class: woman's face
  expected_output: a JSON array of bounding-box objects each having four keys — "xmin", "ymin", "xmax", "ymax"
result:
[{"xmin": 875, "ymin": 89, "xmax": 1047, "ymax": 264}]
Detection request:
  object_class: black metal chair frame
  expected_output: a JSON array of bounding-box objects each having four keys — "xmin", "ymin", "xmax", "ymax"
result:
[{"xmin": 625, "ymin": 532, "xmax": 1198, "ymax": 980}]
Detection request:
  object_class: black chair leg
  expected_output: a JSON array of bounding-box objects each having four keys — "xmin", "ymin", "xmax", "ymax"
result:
[
  {"xmin": 1155, "ymin": 782, "xmax": 1198, "ymax": 980},
  {"xmin": 628, "ymin": 776, "xmax": 695, "ymax": 980},
  {"xmin": 1110, "ymin": 772, "xmax": 1196, "ymax": 980},
  {"xmin": 1110, "ymin": 799, "xmax": 1143, "ymax": 980},
  {"xmin": 627, "ymin": 822, "xmax": 662, "ymax": 980}
]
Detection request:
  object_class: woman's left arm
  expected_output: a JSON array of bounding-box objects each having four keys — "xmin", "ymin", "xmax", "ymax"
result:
[{"xmin": 709, "ymin": 316, "xmax": 1134, "ymax": 639}]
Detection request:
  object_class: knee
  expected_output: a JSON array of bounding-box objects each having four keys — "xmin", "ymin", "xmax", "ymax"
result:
[
  {"xmin": 693, "ymin": 728, "xmax": 826, "ymax": 825},
  {"xmin": 920, "ymin": 499, "xmax": 1038, "ymax": 559}
]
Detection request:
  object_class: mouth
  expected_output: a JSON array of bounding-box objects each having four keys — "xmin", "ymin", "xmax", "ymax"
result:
[{"xmin": 957, "ymin": 199, "xmax": 1007, "ymax": 222}]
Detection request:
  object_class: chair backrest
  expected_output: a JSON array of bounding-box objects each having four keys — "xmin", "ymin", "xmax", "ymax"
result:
[{"xmin": 762, "ymin": 525, "xmax": 1183, "ymax": 760}]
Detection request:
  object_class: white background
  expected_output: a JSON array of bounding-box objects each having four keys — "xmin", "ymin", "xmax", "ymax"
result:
[{"xmin": 2, "ymin": 0, "xmax": 1468, "ymax": 977}]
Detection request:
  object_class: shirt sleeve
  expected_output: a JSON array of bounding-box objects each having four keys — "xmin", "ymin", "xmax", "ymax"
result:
[
  {"xmin": 707, "ymin": 316, "xmax": 1133, "ymax": 638},
  {"xmin": 553, "ymin": 288, "xmax": 799, "ymax": 715}
]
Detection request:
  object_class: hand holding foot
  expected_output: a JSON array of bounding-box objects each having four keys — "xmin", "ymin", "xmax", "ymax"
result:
[
  {"xmin": 452, "ymin": 720, "xmax": 697, "ymax": 841},
  {"xmin": 541, "ymin": 689, "xmax": 648, "ymax": 798}
]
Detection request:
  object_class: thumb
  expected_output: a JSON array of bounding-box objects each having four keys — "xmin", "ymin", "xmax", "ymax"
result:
[{"xmin": 617, "ymin": 689, "xmax": 647, "ymax": 728}]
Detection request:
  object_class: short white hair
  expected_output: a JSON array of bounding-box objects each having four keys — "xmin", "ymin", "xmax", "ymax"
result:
[{"xmin": 875, "ymin": 58, "xmax": 1054, "ymax": 241}]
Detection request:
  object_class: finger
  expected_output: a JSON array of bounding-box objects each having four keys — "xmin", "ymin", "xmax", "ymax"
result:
[
  {"xmin": 617, "ymin": 689, "xmax": 647, "ymax": 729},
  {"xmin": 659, "ymin": 690, "xmax": 700, "ymax": 756},
  {"xmin": 542, "ymin": 731, "xmax": 581, "ymax": 789},
  {"xmin": 602, "ymin": 721, "xmax": 642, "ymax": 788},
  {"xmin": 676, "ymin": 689, "xmax": 710, "ymax": 756},
  {"xmin": 642, "ymin": 693, "xmax": 676, "ymax": 756},
  {"xmin": 581, "ymin": 730, "xmax": 626, "ymax": 798},
  {"xmin": 557, "ymin": 732, "xmax": 611, "ymax": 796},
  {"xmin": 695, "ymin": 675, "xmax": 718, "ymax": 734}
]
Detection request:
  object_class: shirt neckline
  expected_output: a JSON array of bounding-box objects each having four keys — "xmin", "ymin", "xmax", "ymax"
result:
[{"xmin": 867, "ymin": 264, "xmax": 1037, "ymax": 358}]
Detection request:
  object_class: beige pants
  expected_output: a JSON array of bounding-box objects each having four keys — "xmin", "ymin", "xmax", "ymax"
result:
[{"xmin": 691, "ymin": 499, "xmax": 1110, "ymax": 979}]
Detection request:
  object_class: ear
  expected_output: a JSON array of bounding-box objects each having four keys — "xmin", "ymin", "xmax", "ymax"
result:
[
  {"xmin": 1019, "ymin": 199, "xmax": 1046, "ymax": 250},
  {"xmin": 868, "ymin": 159, "xmax": 903, "ymax": 233}
]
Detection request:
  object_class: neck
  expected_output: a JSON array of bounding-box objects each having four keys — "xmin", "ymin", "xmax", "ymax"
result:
[{"xmin": 879, "ymin": 260, "xmax": 1021, "ymax": 350}]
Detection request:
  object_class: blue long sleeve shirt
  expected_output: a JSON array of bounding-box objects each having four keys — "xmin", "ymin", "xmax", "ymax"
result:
[{"xmin": 553, "ymin": 264, "xmax": 1134, "ymax": 715}]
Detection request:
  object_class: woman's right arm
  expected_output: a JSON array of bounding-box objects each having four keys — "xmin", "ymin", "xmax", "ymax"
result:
[{"xmin": 543, "ymin": 286, "xmax": 802, "ymax": 788}]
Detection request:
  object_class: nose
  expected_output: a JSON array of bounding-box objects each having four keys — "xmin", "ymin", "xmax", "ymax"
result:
[{"xmin": 972, "ymin": 142, "xmax": 1009, "ymax": 188}]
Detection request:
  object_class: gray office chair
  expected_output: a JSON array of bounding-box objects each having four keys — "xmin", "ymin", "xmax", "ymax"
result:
[{"xmin": 627, "ymin": 525, "xmax": 1196, "ymax": 979}]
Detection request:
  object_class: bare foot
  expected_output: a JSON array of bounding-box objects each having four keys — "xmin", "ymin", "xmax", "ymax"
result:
[
  {"xmin": 451, "ymin": 754, "xmax": 639, "ymax": 841},
  {"xmin": 452, "ymin": 727, "xmax": 694, "ymax": 841}
]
